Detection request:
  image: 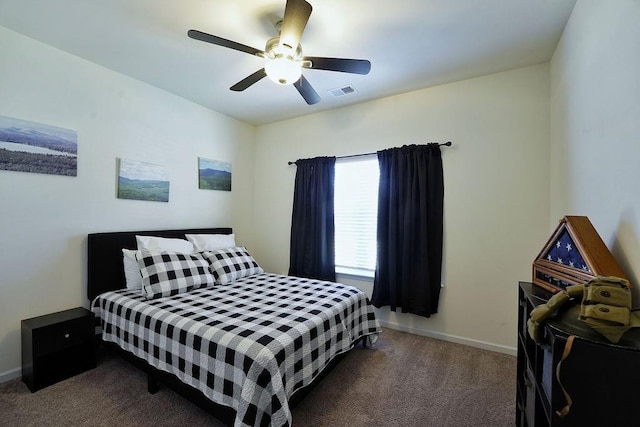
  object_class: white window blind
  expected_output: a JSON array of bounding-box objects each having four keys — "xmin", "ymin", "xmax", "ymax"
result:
[{"xmin": 334, "ymin": 156, "xmax": 379, "ymax": 275}]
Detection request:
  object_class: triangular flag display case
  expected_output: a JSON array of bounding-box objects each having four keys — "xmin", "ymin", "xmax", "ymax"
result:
[{"xmin": 533, "ymin": 216, "xmax": 628, "ymax": 293}]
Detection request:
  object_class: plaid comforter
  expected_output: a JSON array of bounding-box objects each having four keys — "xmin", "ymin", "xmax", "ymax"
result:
[{"xmin": 93, "ymin": 273, "xmax": 380, "ymax": 427}]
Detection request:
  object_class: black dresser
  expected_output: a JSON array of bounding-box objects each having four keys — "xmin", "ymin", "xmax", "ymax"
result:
[
  {"xmin": 516, "ymin": 282, "xmax": 640, "ymax": 426},
  {"xmin": 22, "ymin": 307, "xmax": 96, "ymax": 392}
]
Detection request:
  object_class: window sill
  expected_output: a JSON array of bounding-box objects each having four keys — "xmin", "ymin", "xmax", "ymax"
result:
[{"xmin": 335, "ymin": 266, "xmax": 375, "ymax": 280}]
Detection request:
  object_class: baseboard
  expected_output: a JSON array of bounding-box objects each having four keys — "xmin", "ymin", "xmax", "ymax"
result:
[
  {"xmin": 0, "ymin": 367, "xmax": 21, "ymax": 384},
  {"xmin": 378, "ymin": 320, "xmax": 517, "ymax": 356}
]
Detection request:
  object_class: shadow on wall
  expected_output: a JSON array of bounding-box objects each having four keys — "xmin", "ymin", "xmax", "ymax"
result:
[
  {"xmin": 0, "ymin": 329, "xmax": 22, "ymax": 381},
  {"xmin": 79, "ymin": 236, "xmax": 89, "ymax": 305},
  {"xmin": 612, "ymin": 211, "xmax": 640, "ymax": 306}
]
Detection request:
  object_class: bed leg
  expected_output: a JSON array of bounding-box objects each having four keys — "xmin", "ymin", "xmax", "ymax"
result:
[{"xmin": 148, "ymin": 374, "xmax": 160, "ymax": 394}]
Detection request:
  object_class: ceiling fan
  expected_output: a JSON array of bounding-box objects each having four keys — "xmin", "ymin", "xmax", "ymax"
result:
[{"xmin": 187, "ymin": 0, "xmax": 371, "ymax": 105}]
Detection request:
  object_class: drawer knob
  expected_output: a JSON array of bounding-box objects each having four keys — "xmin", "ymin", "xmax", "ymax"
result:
[{"xmin": 64, "ymin": 333, "xmax": 70, "ymax": 339}]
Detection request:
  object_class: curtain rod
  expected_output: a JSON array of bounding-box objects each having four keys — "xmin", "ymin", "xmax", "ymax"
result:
[{"xmin": 287, "ymin": 141, "xmax": 452, "ymax": 165}]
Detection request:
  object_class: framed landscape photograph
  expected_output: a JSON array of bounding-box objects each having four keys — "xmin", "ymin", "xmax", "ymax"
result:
[
  {"xmin": 198, "ymin": 157, "xmax": 231, "ymax": 191},
  {"xmin": 0, "ymin": 114, "xmax": 77, "ymax": 176},
  {"xmin": 117, "ymin": 158, "xmax": 169, "ymax": 202}
]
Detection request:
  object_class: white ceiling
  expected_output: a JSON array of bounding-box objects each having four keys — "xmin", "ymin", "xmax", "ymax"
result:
[{"xmin": 0, "ymin": 0, "xmax": 576, "ymax": 126}]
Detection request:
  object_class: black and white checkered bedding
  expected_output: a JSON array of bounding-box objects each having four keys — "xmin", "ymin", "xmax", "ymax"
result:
[
  {"xmin": 93, "ymin": 272, "xmax": 380, "ymax": 427},
  {"xmin": 137, "ymin": 251, "xmax": 214, "ymax": 299}
]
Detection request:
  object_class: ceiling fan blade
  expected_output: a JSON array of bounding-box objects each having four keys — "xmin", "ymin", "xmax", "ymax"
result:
[
  {"xmin": 279, "ymin": 0, "xmax": 312, "ymax": 50},
  {"xmin": 303, "ymin": 57, "xmax": 371, "ymax": 75},
  {"xmin": 293, "ymin": 75, "xmax": 320, "ymax": 105},
  {"xmin": 230, "ymin": 69, "xmax": 267, "ymax": 91},
  {"xmin": 188, "ymin": 29, "xmax": 264, "ymax": 57}
]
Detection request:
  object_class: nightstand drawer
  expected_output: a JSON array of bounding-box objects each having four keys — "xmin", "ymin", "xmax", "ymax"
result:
[{"xmin": 32, "ymin": 317, "xmax": 92, "ymax": 356}]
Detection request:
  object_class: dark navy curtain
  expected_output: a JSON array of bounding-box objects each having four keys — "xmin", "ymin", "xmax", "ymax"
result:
[
  {"xmin": 372, "ymin": 144, "xmax": 444, "ymax": 317},
  {"xmin": 288, "ymin": 156, "xmax": 336, "ymax": 282}
]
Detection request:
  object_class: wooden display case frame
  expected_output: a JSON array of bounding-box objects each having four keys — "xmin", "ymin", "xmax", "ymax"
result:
[{"xmin": 532, "ymin": 216, "xmax": 628, "ymax": 293}]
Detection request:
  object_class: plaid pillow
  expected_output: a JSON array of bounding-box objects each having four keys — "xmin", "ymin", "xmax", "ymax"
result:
[
  {"xmin": 203, "ymin": 246, "xmax": 264, "ymax": 285},
  {"xmin": 137, "ymin": 252, "xmax": 214, "ymax": 300}
]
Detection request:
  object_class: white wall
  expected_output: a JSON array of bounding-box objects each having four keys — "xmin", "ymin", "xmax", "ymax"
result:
[
  {"xmin": 252, "ymin": 64, "xmax": 551, "ymax": 354},
  {"xmin": 0, "ymin": 27, "xmax": 255, "ymax": 379},
  {"xmin": 550, "ymin": 1, "xmax": 640, "ymax": 298}
]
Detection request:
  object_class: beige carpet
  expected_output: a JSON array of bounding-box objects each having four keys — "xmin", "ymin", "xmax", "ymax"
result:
[{"xmin": 0, "ymin": 328, "xmax": 515, "ymax": 426}]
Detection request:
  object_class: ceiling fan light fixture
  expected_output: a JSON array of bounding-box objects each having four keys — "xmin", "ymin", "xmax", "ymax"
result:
[
  {"xmin": 264, "ymin": 37, "xmax": 303, "ymax": 85},
  {"xmin": 265, "ymin": 55, "xmax": 302, "ymax": 85}
]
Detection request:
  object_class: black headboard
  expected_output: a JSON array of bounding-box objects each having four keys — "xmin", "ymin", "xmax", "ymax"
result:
[{"xmin": 87, "ymin": 227, "xmax": 232, "ymax": 301}]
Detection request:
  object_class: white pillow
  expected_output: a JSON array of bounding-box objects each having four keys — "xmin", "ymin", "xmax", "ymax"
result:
[
  {"xmin": 122, "ymin": 248, "xmax": 143, "ymax": 290},
  {"xmin": 135, "ymin": 235, "xmax": 194, "ymax": 254},
  {"xmin": 185, "ymin": 233, "xmax": 236, "ymax": 252}
]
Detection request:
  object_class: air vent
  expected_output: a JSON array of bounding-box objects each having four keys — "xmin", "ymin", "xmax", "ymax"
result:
[{"xmin": 329, "ymin": 85, "xmax": 357, "ymax": 97}]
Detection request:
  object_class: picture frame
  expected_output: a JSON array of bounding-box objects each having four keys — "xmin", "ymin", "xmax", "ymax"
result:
[
  {"xmin": 198, "ymin": 157, "xmax": 231, "ymax": 191},
  {"xmin": 0, "ymin": 115, "xmax": 77, "ymax": 177},
  {"xmin": 117, "ymin": 158, "xmax": 170, "ymax": 202}
]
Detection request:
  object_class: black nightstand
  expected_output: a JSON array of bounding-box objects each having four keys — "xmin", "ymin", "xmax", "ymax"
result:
[{"xmin": 21, "ymin": 307, "xmax": 96, "ymax": 392}]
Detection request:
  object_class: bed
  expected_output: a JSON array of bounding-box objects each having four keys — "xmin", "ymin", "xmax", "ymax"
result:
[{"xmin": 87, "ymin": 227, "xmax": 381, "ymax": 427}]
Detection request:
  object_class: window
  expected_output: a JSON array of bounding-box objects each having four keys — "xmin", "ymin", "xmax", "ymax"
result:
[{"xmin": 334, "ymin": 156, "xmax": 379, "ymax": 277}]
